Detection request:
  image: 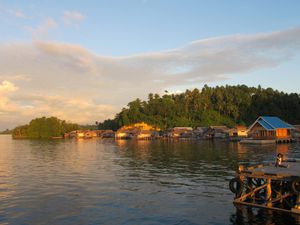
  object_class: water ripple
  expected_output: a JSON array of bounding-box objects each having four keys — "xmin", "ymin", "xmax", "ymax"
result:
[{"xmin": 0, "ymin": 136, "xmax": 300, "ymax": 224}]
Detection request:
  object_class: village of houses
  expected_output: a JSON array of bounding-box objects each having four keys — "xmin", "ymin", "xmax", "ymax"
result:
[{"xmin": 64, "ymin": 116, "xmax": 300, "ymax": 144}]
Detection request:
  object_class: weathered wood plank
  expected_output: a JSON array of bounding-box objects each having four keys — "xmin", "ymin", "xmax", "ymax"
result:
[{"xmin": 242, "ymin": 162, "xmax": 300, "ymax": 178}]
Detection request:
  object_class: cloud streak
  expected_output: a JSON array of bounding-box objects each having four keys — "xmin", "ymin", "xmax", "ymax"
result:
[
  {"xmin": 0, "ymin": 26, "xmax": 300, "ymax": 129},
  {"xmin": 6, "ymin": 9, "xmax": 29, "ymax": 19},
  {"xmin": 26, "ymin": 17, "xmax": 57, "ymax": 40},
  {"xmin": 63, "ymin": 11, "xmax": 85, "ymax": 27}
]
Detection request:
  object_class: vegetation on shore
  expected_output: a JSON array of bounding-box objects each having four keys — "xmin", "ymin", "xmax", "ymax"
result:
[
  {"xmin": 0, "ymin": 129, "xmax": 12, "ymax": 135},
  {"xmin": 99, "ymin": 85, "xmax": 300, "ymax": 130},
  {"xmin": 10, "ymin": 85, "xmax": 300, "ymax": 138},
  {"xmin": 12, "ymin": 117, "xmax": 79, "ymax": 139}
]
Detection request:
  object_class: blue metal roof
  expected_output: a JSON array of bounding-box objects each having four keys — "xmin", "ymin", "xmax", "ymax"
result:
[
  {"xmin": 258, "ymin": 116, "xmax": 294, "ymax": 130},
  {"xmin": 258, "ymin": 119, "xmax": 274, "ymax": 130}
]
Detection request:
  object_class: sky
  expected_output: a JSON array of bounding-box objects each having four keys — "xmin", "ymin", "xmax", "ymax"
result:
[{"xmin": 0, "ymin": 0, "xmax": 300, "ymax": 129}]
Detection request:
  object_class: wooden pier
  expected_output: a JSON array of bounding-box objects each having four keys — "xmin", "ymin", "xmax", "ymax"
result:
[{"xmin": 229, "ymin": 161, "xmax": 300, "ymax": 214}]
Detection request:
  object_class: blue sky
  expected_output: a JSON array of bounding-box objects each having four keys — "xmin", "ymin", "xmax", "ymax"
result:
[
  {"xmin": 1, "ymin": 1, "xmax": 299, "ymax": 54},
  {"xmin": 0, "ymin": 0, "xmax": 300, "ymax": 128}
]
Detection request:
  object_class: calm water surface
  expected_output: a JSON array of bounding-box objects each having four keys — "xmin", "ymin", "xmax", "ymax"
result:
[{"xmin": 0, "ymin": 135, "xmax": 300, "ymax": 225}]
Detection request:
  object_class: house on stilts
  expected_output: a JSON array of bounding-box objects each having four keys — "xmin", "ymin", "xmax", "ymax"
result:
[{"xmin": 242, "ymin": 116, "xmax": 294, "ymax": 144}]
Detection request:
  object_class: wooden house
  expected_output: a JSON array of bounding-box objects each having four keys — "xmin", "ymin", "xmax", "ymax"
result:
[
  {"xmin": 69, "ymin": 130, "xmax": 85, "ymax": 138},
  {"xmin": 168, "ymin": 127, "xmax": 193, "ymax": 138},
  {"xmin": 83, "ymin": 130, "xmax": 98, "ymax": 138},
  {"xmin": 291, "ymin": 125, "xmax": 300, "ymax": 141},
  {"xmin": 194, "ymin": 127, "xmax": 209, "ymax": 138},
  {"xmin": 66, "ymin": 130, "xmax": 103, "ymax": 139},
  {"xmin": 115, "ymin": 130, "xmax": 135, "ymax": 139},
  {"xmin": 121, "ymin": 122, "xmax": 160, "ymax": 131},
  {"xmin": 205, "ymin": 126, "xmax": 229, "ymax": 139},
  {"xmin": 247, "ymin": 116, "xmax": 294, "ymax": 142},
  {"xmin": 100, "ymin": 130, "xmax": 115, "ymax": 138},
  {"xmin": 115, "ymin": 122, "xmax": 160, "ymax": 140},
  {"xmin": 229, "ymin": 125, "xmax": 248, "ymax": 138},
  {"xmin": 136, "ymin": 130, "xmax": 152, "ymax": 140}
]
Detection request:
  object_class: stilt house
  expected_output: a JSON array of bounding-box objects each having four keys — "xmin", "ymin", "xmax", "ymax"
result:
[{"xmin": 248, "ymin": 116, "xmax": 294, "ymax": 141}]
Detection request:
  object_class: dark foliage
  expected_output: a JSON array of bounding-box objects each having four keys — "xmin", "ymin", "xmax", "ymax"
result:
[
  {"xmin": 107, "ymin": 85, "xmax": 300, "ymax": 130},
  {"xmin": 12, "ymin": 117, "xmax": 79, "ymax": 138}
]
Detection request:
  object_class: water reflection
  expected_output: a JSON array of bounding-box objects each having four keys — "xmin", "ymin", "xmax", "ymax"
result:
[
  {"xmin": 115, "ymin": 140, "xmax": 280, "ymax": 177},
  {"xmin": 114, "ymin": 140, "xmax": 300, "ymax": 225},
  {"xmin": 230, "ymin": 204, "xmax": 300, "ymax": 225},
  {"xmin": 0, "ymin": 135, "xmax": 300, "ymax": 225}
]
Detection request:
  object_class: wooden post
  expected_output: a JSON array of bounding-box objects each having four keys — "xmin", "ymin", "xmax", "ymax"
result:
[
  {"xmin": 246, "ymin": 177, "xmax": 254, "ymax": 203},
  {"xmin": 278, "ymin": 181, "xmax": 283, "ymax": 204},
  {"xmin": 296, "ymin": 195, "xmax": 300, "ymax": 209},
  {"xmin": 266, "ymin": 179, "xmax": 272, "ymax": 207},
  {"xmin": 292, "ymin": 195, "xmax": 300, "ymax": 214}
]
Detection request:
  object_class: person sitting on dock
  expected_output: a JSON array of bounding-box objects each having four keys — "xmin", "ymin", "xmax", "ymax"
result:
[{"xmin": 275, "ymin": 153, "xmax": 288, "ymax": 168}]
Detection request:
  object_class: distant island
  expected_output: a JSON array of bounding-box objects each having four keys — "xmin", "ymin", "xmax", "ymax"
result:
[
  {"xmin": 9, "ymin": 85, "xmax": 300, "ymax": 139},
  {"xmin": 0, "ymin": 129, "xmax": 12, "ymax": 135},
  {"xmin": 12, "ymin": 117, "xmax": 79, "ymax": 139}
]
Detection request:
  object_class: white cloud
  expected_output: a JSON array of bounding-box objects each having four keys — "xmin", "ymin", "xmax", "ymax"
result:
[
  {"xmin": 0, "ymin": 80, "xmax": 18, "ymax": 93},
  {"xmin": 63, "ymin": 11, "xmax": 85, "ymax": 27},
  {"xmin": 0, "ymin": 26, "xmax": 300, "ymax": 129},
  {"xmin": 0, "ymin": 81, "xmax": 19, "ymax": 125},
  {"xmin": 0, "ymin": 74, "xmax": 31, "ymax": 82},
  {"xmin": 29, "ymin": 17, "xmax": 57, "ymax": 39},
  {"xmin": 12, "ymin": 94, "xmax": 117, "ymax": 124}
]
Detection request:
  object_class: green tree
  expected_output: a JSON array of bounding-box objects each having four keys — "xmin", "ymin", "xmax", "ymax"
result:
[
  {"xmin": 112, "ymin": 85, "xmax": 300, "ymax": 129},
  {"xmin": 12, "ymin": 117, "xmax": 79, "ymax": 139}
]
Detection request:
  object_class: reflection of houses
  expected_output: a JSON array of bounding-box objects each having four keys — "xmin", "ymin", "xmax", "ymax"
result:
[
  {"xmin": 116, "ymin": 122, "xmax": 160, "ymax": 140},
  {"xmin": 167, "ymin": 127, "xmax": 193, "ymax": 138},
  {"xmin": 205, "ymin": 126, "xmax": 229, "ymax": 139},
  {"xmin": 245, "ymin": 116, "xmax": 294, "ymax": 143},
  {"xmin": 276, "ymin": 144, "xmax": 289, "ymax": 154}
]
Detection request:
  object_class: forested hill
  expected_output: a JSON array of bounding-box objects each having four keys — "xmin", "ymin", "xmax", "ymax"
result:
[{"xmin": 99, "ymin": 85, "xmax": 300, "ymax": 130}]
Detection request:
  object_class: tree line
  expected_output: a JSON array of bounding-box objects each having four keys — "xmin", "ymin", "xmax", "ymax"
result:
[
  {"xmin": 12, "ymin": 117, "xmax": 79, "ymax": 138},
  {"xmin": 0, "ymin": 129, "xmax": 12, "ymax": 135},
  {"xmin": 98, "ymin": 85, "xmax": 300, "ymax": 130}
]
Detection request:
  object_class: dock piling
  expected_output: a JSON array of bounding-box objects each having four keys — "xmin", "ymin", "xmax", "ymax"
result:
[{"xmin": 230, "ymin": 161, "xmax": 300, "ymax": 214}]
